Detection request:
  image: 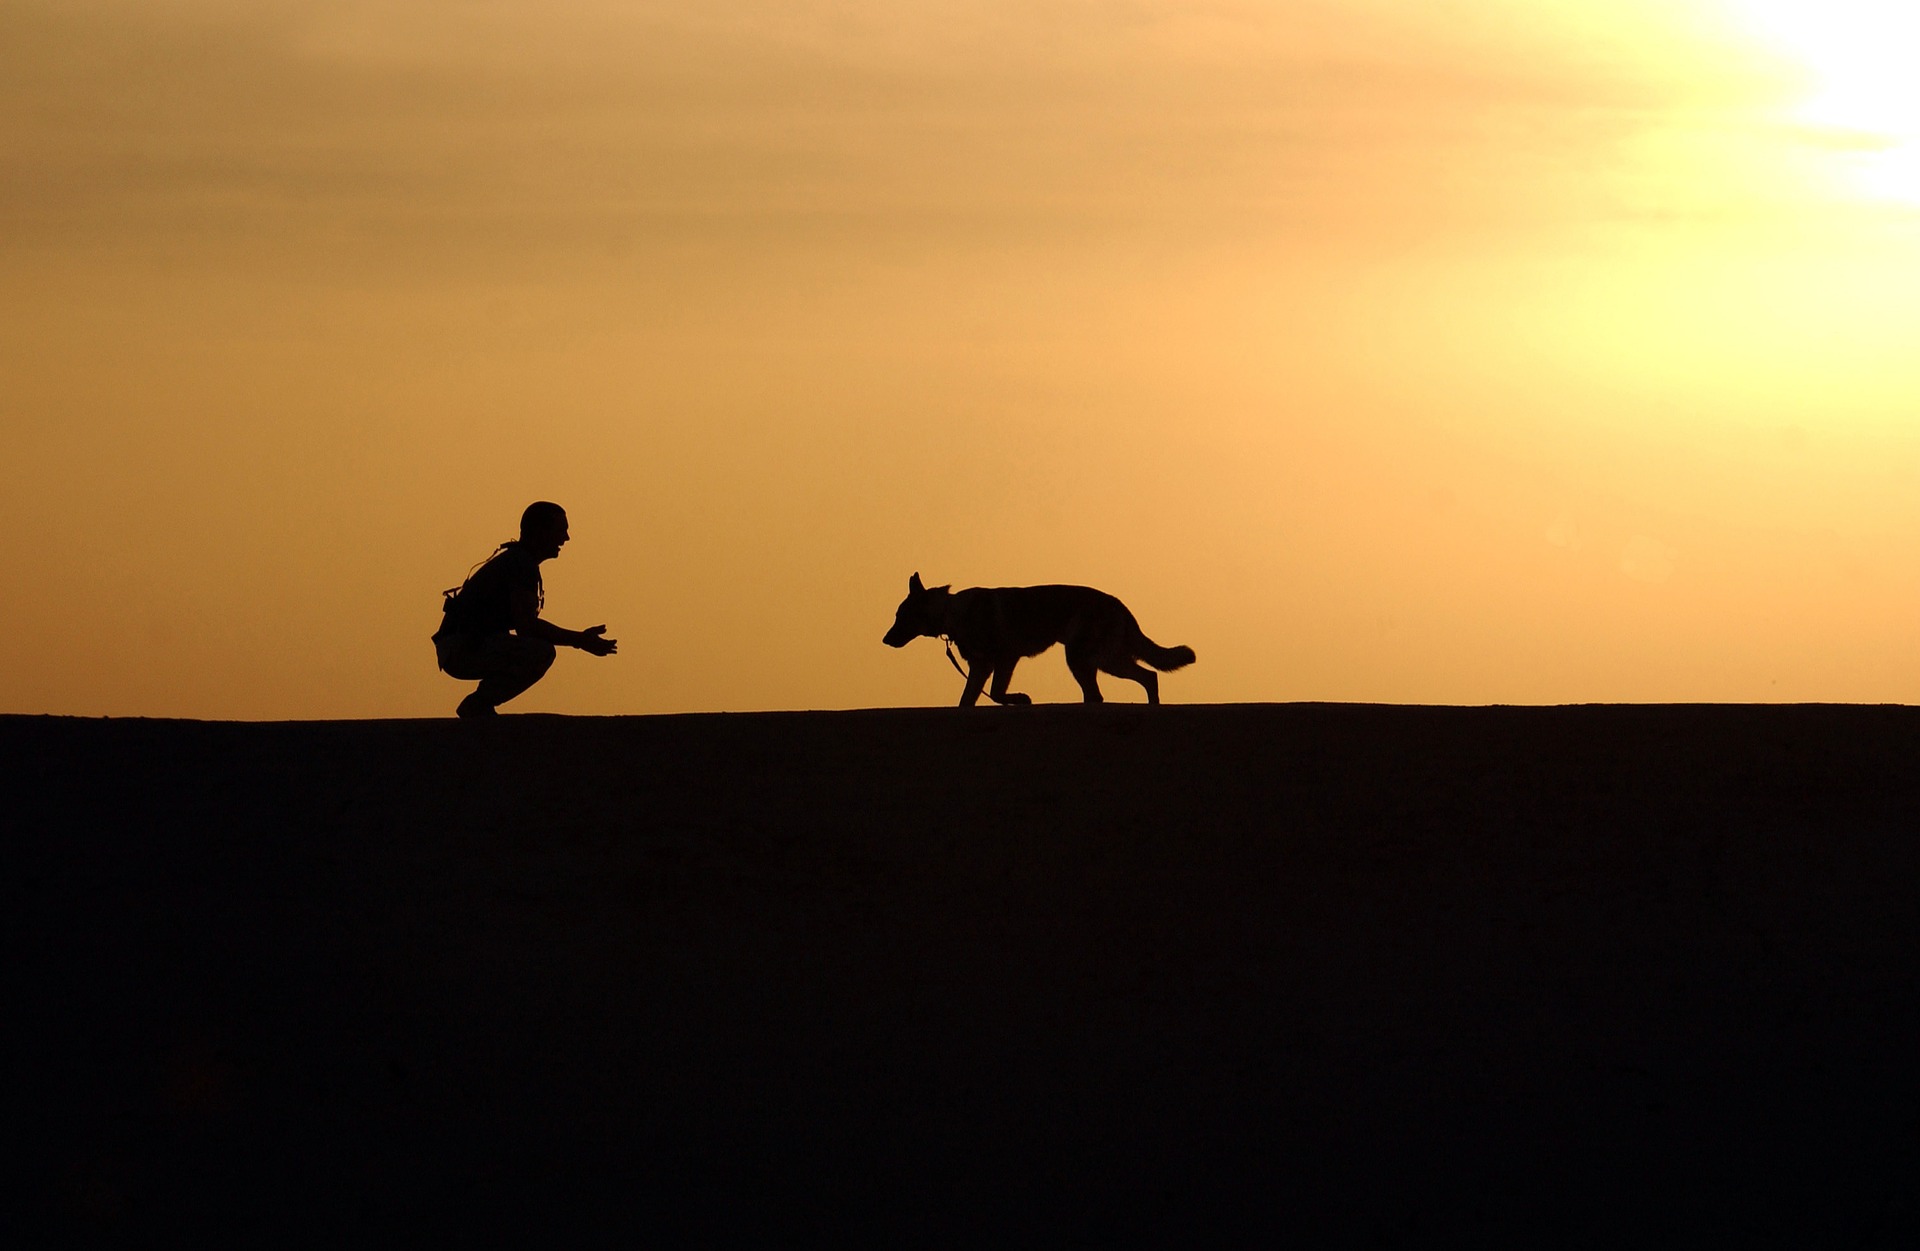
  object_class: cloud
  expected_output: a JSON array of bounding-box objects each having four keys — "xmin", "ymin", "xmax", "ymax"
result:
[{"xmin": 0, "ymin": 0, "xmax": 1759, "ymax": 257}]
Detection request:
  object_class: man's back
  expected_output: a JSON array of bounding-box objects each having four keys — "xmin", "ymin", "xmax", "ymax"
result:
[{"xmin": 438, "ymin": 546, "xmax": 540, "ymax": 640}]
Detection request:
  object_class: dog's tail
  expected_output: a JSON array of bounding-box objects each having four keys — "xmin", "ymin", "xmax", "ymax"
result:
[{"xmin": 1134, "ymin": 628, "xmax": 1196, "ymax": 672}]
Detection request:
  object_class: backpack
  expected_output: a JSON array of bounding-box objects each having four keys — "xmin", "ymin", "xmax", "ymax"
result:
[{"xmin": 433, "ymin": 581, "xmax": 474, "ymax": 641}]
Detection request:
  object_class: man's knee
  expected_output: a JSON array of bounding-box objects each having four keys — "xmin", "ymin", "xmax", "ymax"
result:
[{"xmin": 522, "ymin": 639, "xmax": 557, "ymax": 676}]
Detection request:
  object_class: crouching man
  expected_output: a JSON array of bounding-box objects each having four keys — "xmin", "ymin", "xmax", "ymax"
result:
[{"xmin": 433, "ymin": 501, "xmax": 617, "ymax": 717}]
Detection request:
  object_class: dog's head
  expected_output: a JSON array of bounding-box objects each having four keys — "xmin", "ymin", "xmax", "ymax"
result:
[{"xmin": 883, "ymin": 572, "xmax": 948, "ymax": 647}]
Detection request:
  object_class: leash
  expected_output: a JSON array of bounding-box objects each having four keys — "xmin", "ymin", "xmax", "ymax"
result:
[{"xmin": 941, "ymin": 635, "xmax": 969, "ymax": 681}]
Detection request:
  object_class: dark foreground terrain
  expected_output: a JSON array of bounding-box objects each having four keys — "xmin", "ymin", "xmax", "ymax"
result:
[{"xmin": 12, "ymin": 704, "xmax": 1920, "ymax": 1244}]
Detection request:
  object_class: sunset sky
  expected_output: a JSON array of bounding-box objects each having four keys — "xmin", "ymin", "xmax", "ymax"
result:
[{"xmin": 7, "ymin": 0, "xmax": 1920, "ymax": 717}]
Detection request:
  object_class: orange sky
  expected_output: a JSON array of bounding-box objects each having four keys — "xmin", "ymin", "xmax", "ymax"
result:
[{"xmin": 7, "ymin": 0, "xmax": 1920, "ymax": 717}]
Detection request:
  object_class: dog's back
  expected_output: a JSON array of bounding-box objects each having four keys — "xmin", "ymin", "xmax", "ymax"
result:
[{"xmin": 947, "ymin": 584, "xmax": 1130, "ymax": 659}]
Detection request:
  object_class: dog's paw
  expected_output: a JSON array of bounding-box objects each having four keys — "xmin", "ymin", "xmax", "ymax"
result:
[{"xmin": 998, "ymin": 692, "xmax": 1032, "ymax": 706}]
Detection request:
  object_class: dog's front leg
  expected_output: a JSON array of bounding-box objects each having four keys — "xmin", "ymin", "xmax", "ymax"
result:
[{"xmin": 958, "ymin": 661, "xmax": 990, "ymax": 707}]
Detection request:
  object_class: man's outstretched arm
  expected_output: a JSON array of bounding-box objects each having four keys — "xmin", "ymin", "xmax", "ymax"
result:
[{"xmin": 511, "ymin": 587, "xmax": 618, "ymax": 656}]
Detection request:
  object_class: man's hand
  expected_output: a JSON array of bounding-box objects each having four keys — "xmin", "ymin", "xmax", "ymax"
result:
[{"xmin": 578, "ymin": 625, "xmax": 618, "ymax": 657}]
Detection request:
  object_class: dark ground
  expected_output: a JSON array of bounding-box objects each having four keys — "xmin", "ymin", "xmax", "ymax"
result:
[{"xmin": 11, "ymin": 704, "xmax": 1920, "ymax": 1245}]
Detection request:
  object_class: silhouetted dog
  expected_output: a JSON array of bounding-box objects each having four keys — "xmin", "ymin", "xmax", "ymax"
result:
[{"xmin": 884, "ymin": 573, "xmax": 1195, "ymax": 706}]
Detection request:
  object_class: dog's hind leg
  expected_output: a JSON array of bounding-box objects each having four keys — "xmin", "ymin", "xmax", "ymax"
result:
[
  {"xmin": 1101, "ymin": 657, "xmax": 1160, "ymax": 705},
  {"xmin": 987, "ymin": 659, "xmax": 1031, "ymax": 706},
  {"xmin": 1066, "ymin": 648, "xmax": 1105, "ymax": 703}
]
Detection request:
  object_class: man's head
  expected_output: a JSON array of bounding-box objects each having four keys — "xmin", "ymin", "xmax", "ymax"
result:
[{"xmin": 520, "ymin": 501, "xmax": 570, "ymax": 561}]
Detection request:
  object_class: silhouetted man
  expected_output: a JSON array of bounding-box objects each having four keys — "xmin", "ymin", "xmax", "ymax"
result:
[{"xmin": 433, "ymin": 501, "xmax": 617, "ymax": 717}]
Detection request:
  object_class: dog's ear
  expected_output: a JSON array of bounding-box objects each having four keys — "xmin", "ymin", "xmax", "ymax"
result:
[{"xmin": 909, "ymin": 572, "xmax": 924, "ymax": 594}]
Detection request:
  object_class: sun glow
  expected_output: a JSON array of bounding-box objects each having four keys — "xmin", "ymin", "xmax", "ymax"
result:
[{"xmin": 1732, "ymin": 0, "xmax": 1920, "ymax": 201}]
